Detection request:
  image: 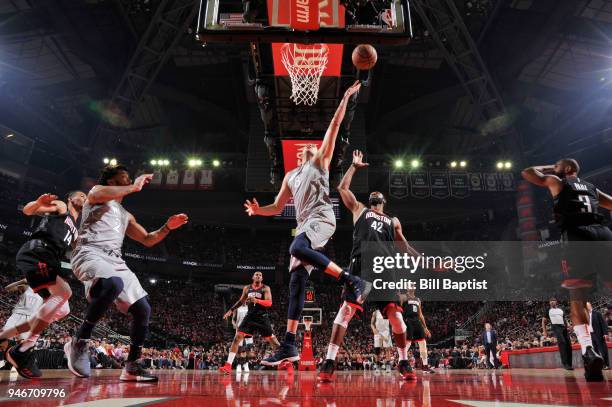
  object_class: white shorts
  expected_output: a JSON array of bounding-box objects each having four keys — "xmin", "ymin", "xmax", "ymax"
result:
[
  {"xmin": 3, "ymin": 313, "xmax": 30, "ymax": 340},
  {"xmin": 374, "ymin": 332, "xmax": 392, "ymax": 348},
  {"xmin": 290, "ymin": 215, "xmax": 336, "ymax": 273},
  {"xmin": 72, "ymin": 248, "xmax": 148, "ymax": 314}
]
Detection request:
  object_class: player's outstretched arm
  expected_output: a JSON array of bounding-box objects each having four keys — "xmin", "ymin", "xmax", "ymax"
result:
[
  {"xmin": 596, "ymin": 189, "xmax": 612, "ymax": 210},
  {"xmin": 521, "ymin": 166, "xmax": 562, "ymax": 195},
  {"xmin": 337, "ymin": 150, "xmax": 367, "ymax": 217},
  {"xmin": 224, "ymin": 286, "xmax": 248, "ymax": 319},
  {"xmin": 23, "ymin": 194, "xmax": 67, "ymax": 216},
  {"xmin": 244, "ymin": 173, "xmax": 292, "ymax": 216},
  {"xmin": 314, "ymin": 81, "xmax": 361, "ymax": 169},
  {"xmin": 88, "ymin": 174, "xmax": 153, "ymax": 205},
  {"xmin": 126, "ymin": 213, "xmax": 188, "ymax": 248}
]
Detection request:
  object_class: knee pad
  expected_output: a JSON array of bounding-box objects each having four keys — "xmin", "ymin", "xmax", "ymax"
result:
[
  {"xmin": 289, "ymin": 233, "xmax": 311, "ymax": 258},
  {"xmin": 388, "ymin": 312, "xmax": 406, "ymax": 334},
  {"xmin": 333, "ymin": 302, "xmax": 356, "ymax": 329},
  {"xmin": 92, "ymin": 276, "xmax": 124, "ymax": 299}
]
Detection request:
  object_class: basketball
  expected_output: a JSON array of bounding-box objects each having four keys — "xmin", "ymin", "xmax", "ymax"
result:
[{"xmin": 352, "ymin": 44, "xmax": 377, "ymax": 70}]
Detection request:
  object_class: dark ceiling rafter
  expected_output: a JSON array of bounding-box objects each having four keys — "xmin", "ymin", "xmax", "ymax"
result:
[{"xmin": 89, "ymin": 0, "xmax": 200, "ymax": 154}]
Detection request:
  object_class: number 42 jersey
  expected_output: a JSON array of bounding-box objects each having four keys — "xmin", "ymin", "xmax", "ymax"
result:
[{"xmin": 350, "ymin": 208, "xmax": 395, "ymax": 259}]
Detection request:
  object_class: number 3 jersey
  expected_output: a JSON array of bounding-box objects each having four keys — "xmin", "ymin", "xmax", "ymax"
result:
[
  {"xmin": 350, "ymin": 208, "xmax": 395, "ymax": 259},
  {"xmin": 554, "ymin": 176, "xmax": 603, "ymax": 230}
]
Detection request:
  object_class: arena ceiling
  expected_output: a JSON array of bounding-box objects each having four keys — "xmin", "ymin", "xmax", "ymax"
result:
[{"xmin": 0, "ymin": 0, "xmax": 611, "ymax": 178}]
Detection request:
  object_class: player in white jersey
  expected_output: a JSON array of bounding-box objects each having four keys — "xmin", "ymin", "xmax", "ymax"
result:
[
  {"xmin": 244, "ymin": 82, "xmax": 372, "ymax": 366},
  {"xmin": 1, "ymin": 283, "xmax": 43, "ymax": 370},
  {"xmin": 371, "ymin": 310, "xmax": 392, "ymax": 352},
  {"xmin": 64, "ymin": 164, "xmax": 188, "ymax": 382},
  {"xmin": 2, "ymin": 284, "xmax": 43, "ymax": 341}
]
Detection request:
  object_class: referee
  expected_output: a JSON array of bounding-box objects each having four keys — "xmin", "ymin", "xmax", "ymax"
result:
[{"xmin": 542, "ymin": 297, "xmax": 573, "ymax": 370}]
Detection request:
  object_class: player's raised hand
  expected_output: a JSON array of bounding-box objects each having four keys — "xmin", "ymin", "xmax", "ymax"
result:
[
  {"xmin": 223, "ymin": 310, "xmax": 233, "ymax": 320},
  {"xmin": 352, "ymin": 150, "xmax": 369, "ymax": 169},
  {"xmin": 36, "ymin": 193, "xmax": 58, "ymax": 206},
  {"xmin": 343, "ymin": 80, "xmax": 361, "ymax": 99},
  {"xmin": 132, "ymin": 174, "xmax": 153, "ymax": 192},
  {"xmin": 166, "ymin": 213, "xmax": 188, "ymax": 230},
  {"xmin": 244, "ymin": 198, "xmax": 260, "ymax": 216}
]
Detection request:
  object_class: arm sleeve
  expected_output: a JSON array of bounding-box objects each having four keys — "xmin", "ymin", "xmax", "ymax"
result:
[{"xmin": 255, "ymin": 299, "xmax": 272, "ymax": 307}]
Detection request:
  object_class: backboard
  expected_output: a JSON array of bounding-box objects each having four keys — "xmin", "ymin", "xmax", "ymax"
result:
[{"xmin": 196, "ymin": 0, "xmax": 412, "ymax": 44}]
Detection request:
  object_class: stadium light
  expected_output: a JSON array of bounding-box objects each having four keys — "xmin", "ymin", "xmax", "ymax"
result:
[
  {"xmin": 212, "ymin": 159, "xmax": 221, "ymax": 168},
  {"xmin": 163, "ymin": 159, "xmax": 170, "ymax": 166},
  {"xmin": 149, "ymin": 278, "xmax": 157, "ymax": 285},
  {"xmin": 150, "ymin": 159, "xmax": 157, "ymax": 166},
  {"xmin": 410, "ymin": 159, "xmax": 421, "ymax": 169},
  {"xmin": 460, "ymin": 160, "xmax": 467, "ymax": 168},
  {"xmin": 496, "ymin": 161, "xmax": 504, "ymax": 170},
  {"xmin": 504, "ymin": 161, "xmax": 512, "ymax": 169},
  {"xmin": 188, "ymin": 158, "xmax": 203, "ymax": 168},
  {"xmin": 109, "ymin": 158, "xmax": 117, "ymax": 166},
  {"xmin": 394, "ymin": 159, "xmax": 404, "ymax": 169},
  {"xmin": 6, "ymin": 134, "xmax": 13, "ymax": 139},
  {"xmin": 450, "ymin": 161, "xmax": 457, "ymax": 168},
  {"xmin": 103, "ymin": 158, "xmax": 109, "ymax": 164}
]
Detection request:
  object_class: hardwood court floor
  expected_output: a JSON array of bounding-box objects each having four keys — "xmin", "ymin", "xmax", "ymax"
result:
[{"xmin": 0, "ymin": 368, "xmax": 610, "ymax": 406}]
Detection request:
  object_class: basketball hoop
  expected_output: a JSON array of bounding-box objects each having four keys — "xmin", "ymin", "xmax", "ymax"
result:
[
  {"xmin": 281, "ymin": 43, "xmax": 329, "ymax": 106},
  {"xmin": 303, "ymin": 315, "xmax": 313, "ymax": 332}
]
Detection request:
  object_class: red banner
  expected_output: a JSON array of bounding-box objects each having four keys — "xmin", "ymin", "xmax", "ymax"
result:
[
  {"xmin": 291, "ymin": 0, "xmax": 319, "ymax": 31},
  {"xmin": 272, "ymin": 43, "xmax": 343, "ymax": 77},
  {"xmin": 268, "ymin": 0, "xmax": 345, "ymax": 28},
  {"xmin": 281, "ymin": 139, "xmax": 323, "ymax": 174}
]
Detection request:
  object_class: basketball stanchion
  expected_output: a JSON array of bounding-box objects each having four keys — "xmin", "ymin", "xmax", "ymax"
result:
[{"xmin": 299, "ymin": 316, "xmax": 316, "ymax": 371}]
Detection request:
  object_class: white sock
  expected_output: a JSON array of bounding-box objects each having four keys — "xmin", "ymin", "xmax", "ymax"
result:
[
  {"xmin": 573, "ymin": 324, "xmax": 592, "ymax": 354},
  {"xmin": 227, "ymin": 352, "xmax": 236, "ymax": 364},
  {"xmin": 419, "ymin": 342, "xmax": 428, "ymax": 366},
  {"xmin": 326, "ymin": 343, "xmax": 340, "ymax": 360},
  {"xmin": 398, "ymin": 346, "xmax": 408, "ymax": 361}
]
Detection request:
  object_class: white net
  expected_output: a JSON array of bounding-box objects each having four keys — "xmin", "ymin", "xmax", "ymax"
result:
[
  {"xmin": 303, "ymin": 316, "xmax": 313, "ymax": 331},
  {"xmin": 281, "ymin": 43, "xmax": 329, "ymax": 106}
]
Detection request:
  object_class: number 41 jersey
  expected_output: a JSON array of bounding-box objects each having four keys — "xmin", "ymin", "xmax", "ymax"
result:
[
  {"xmin": 554, "ymin": 176, "xmax": 602, "ymax": 229},
  {"xmin": 350, "ymin": 208, "xmax": 395, "ymax": 259}
]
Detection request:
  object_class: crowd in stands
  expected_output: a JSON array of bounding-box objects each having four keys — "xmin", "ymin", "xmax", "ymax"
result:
[{"xmin": 0, "ymin": 173, "xmax": 609, "ymax": 372}]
